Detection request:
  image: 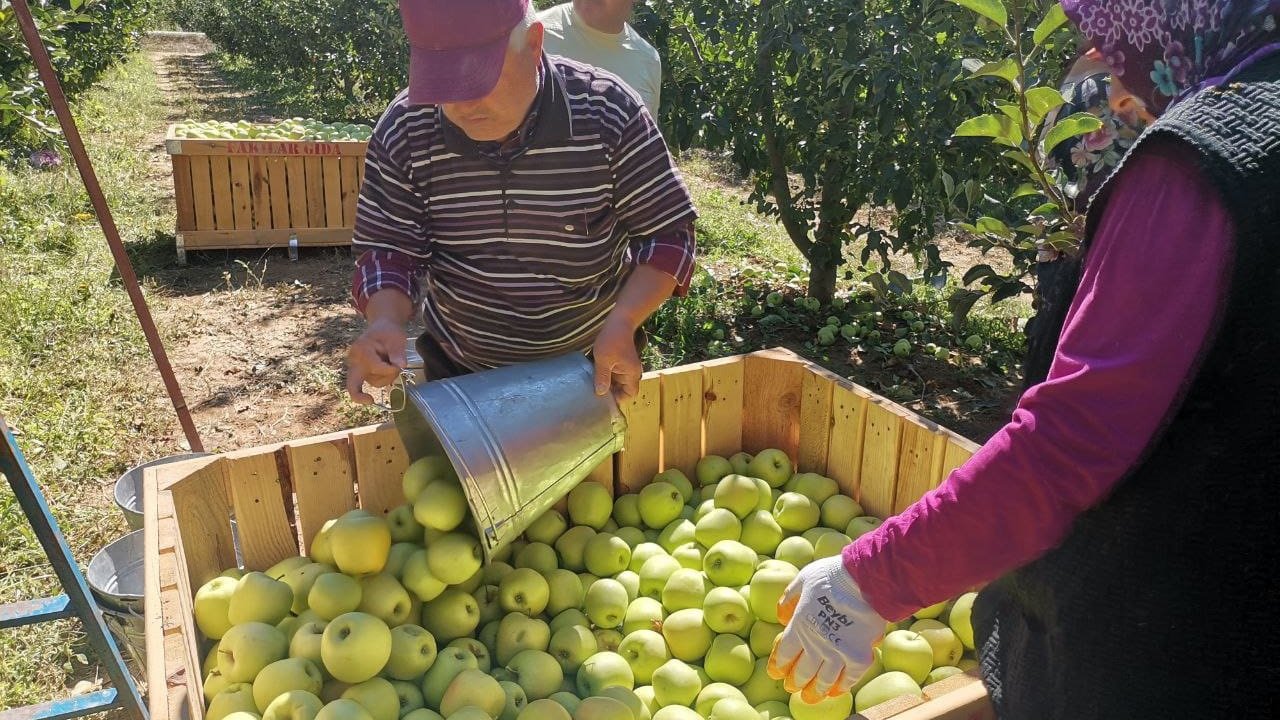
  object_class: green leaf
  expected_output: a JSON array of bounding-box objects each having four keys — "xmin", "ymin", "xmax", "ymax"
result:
[
  {"xmin": 966, "ymin": 57, "xmax": 1020, "ymax": 88},
  {"xmin": 947, "ymin": 289, "xmax": 986, "ymax": 329},
  {"xmin": 949, "ymin": 0, "xmax": 1009, "ymax": 28},
  {"xmin": 1003, "ymin": 149, "xmax": 1038, "ymax": 173},
  {"xmin": 1011, "ymin": 183, "xmax": 1041, "ymax": 199},
  {"xmin": 1030, "ymin": 202, "xmax": 1062, "ymax": 217},
  {"xmin": 1043, "ymin": 112, "xmax": 1104, "ymax": 155},
  {"xmin": 995, "ymin": 102, "xmax": 1024, "ymax": 126},
  {"xmin": 963, "ymin": 264, "xmax": 997, "ymax": 285},
  {"xmin": 1024, "ymin": 87, "xmax": 1066, "ymax": 125},
  {"xmin": 975, "ymin": 216, "xmax": 1013, "ymax": 238},
  {"xmin": 954, "ymin": 114, "xmax": 1023, "ymax": 147},
  {"xmin": 1033, "ymin": 4, "xmax": 1069, "ymax": 47}
]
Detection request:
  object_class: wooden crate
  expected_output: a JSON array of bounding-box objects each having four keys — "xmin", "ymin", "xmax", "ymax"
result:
[
  {"xmin": 165, "ymin": 128, "xmax": 367, "ymax": 262},
  {"xmin": 143, "ymin": 348, "xmax": 992, "ymax": 720}
]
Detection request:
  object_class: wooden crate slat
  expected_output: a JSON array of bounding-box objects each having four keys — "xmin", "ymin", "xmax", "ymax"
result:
[
  {"xmin": 267, "ymin": 158, "xmax": 290, "ymax": 229},
  {"xmin": 229, "ymin": 157, "xmax": 253, "ymax": 230},
  {"xmin": 304, "ymin": 156, "xmax": 326, "ymax": 227},
  {"xmin": 189, "ymin": 155, "xmax": 215, "ymax": 231},
  {"xmin": 225, "ymin": 452, "xmax": 297, "ymax": 570},
  {"xmin": 323, "ymin": 157, "xmax": 344, "ymax": 228},
  {"xmin": 252, "ymin": 157, "xmax": 273, "ymax": 230},
  {"xmin": 209, "ymin": 156, "xmax": 234, "ymax": 230},
  {"xmin": 180, "ymin": 228, "xmax": 352, "ymax": 249},
  {"xmin": 172, "ymin": 155, "xmax": 196, "ymax": 231},
  {"xmin": 859, "ymin": 401, "xmax": 905, "ymax": 518},
  {"xmin": 165, "ymin": 137, "xmax": 368, "ymax": 157},
  {"xmin": 937, "ymin": 440, "xmax": 977, "ymax": 489},
  {"xmin": 167, "ymin": 459, "xmax": 236, "ymax": 587},
  {"xmin": 825, "ymin": 383, "xmax": 870, "ymax": 499},
  {"xmin": 659, "ymin": 366, "xmax": 704, "ymax": 478},
  {"xmin": 701, "ymin": 357, "xmax": 743, "ymax": 457},
  {"xmin": 285, "ymin": 436, "xmax": 357, "ymax": 553},
  {"xmin": 349, "ymin": 425, "xmax": 410, "ymax": 516},
  {"xmin": 285, "ymin": 156, "xmax": 309, "ymax": 229},
  {"xmin": 864, "ymin": 673, "xmax": 991, "ymax": 720},
  {"xmin": 893, "ymin": 423, "xmax": 946, "ymax": 514},
  {"xmin": 585, "ymin": 454, "xmax": 615, "ymax": 498},
  {"xmin": 341, "ymin": 158, "xmax": 361, "ymax": 226},
  {"xmin": 616, "ymin": 374, "xmax": 661, "ymax": 493},
  {"xmin": 741, "ymin": 352, "xmax": 804, "ymax": 458},
  {"xmin": 798, "ymin": 368, "xmax": 836, "ymax": 474}
]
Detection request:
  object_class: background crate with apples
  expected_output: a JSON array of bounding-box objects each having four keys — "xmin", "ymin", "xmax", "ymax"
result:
[{"xmin": 142, "ymin": 348, "xmax": 991, "ymax": 720}]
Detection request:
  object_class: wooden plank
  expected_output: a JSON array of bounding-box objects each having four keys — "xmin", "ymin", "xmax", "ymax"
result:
[
  {"xmin": 893, "ymin": 423, "xmax": 946, "ymax": 513},
  {"xmin": 341, "ymin": 157, "xmax": 361, "ymax": 226},
  {"xmin": 936, "ymin": 440, "xmax": 976, "ymax": 489},
  {"xmin": 189, "ymin": 155, "xmax": 215, "ymax": 231},
  {"xmin": 701, "ymin": 357, "xmax": 743, "ymax": 457},
  {"xmin": 267, "ymin": 158, "xmax": 291, "ymax": 229},
  {"xmin": 798, "ymin": 367, "xmax": 836, "ymax": 474},
  {"xmin": 616, "ymin": 374, "xmax": 661, "ymax": 493},
  {"xmin": 166, "ymin": 138, "xmax": 369, "ymax": 157},
  {"xmin": 252, "ymin": 156, "xmax": 273, "ymax": 229},
  {"xmin": 585, "ymin": 454, "xmax": 615, "ymax": 498},
  {"xmin": 659, "ymin": 366, "xmax": 704, "ymax": 479},
  {"xmin": 229, "ymin": 156, "xmax": 253, "ymax": 230},
  {"xmin": 209, "ymin": 156, "xmax": 234, "ymax": 230},
  {"xmin": 323, "ymin": 157, "xmax": 344, "ymax": 228},
  {"xmin": 285, "ymin": 156, "xmax": 309, "ymax": 229},
  {"xmin": 741, "ymin": 351, "xmax": 804, "ymax": 458},
  {"xmin": 826, "ymin": 384, "xmax": 870, "ymax": 499},
  {"xmin": 858, "ymin": 401, "xmax": 905, "ymax": 518},
  {"xmin": 305, "ymin": 157, "xmax": 326, "ymax": 227},
  {"xmin": 286, "ymin": 436, "xmax": 357, "ymax": 553},
  {"xmin": 172, "ymin": 155, "xmax": 196, "ymax": 231},
  {"xmin": 168, "ymin": 458, "xmax": 237, "ymax": 587},
  {"xmin": 224, "ymin": 452, "xmax": 297, "ymax": 570},
  {"xmin": 144, "ymin": 467, "xmax": 172, "ymax": 720},
  {"xmin": 178, "ymin": 228, "xmax": 353, "ymax": 249},
  {"xmin": 349, "ymin": 425, "xmax": 410, "ymax": 516},
  {"xmin": 856, "ymin": 673, "xmax": 990, "ymax": 720}
]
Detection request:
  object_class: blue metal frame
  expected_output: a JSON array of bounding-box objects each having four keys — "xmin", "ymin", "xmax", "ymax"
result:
[{"xmin": 0, "ymin": 416, "xmax": 147, "ymax": 720}]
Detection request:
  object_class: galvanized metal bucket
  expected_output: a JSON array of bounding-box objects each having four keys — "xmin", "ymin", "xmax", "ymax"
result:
[
  {"xmin": 390, "ymin": 352, "xmax": 626, "ymax": 561},
  {"xmin": 86, "ymin": 529, "xmax": 147, "ymax": 675},
  {"xmin": 113, "ymin": 452, "xmax": 210, "ymax": 530}
]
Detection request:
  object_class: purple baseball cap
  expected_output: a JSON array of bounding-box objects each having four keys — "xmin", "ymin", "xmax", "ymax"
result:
[{"xmin": 399, "ymin": 0, "xmax": 530, "ymax": 105}]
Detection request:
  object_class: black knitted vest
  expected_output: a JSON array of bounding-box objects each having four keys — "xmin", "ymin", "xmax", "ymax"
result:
[{"xmin": 974, "ymin": 53, "xmax": 1280, "ymax": 719}]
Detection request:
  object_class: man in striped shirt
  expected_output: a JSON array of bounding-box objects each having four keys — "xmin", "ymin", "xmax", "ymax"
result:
[{"xmin": 346, "ymin": 0, "xmax": 697, "ymax": 404}]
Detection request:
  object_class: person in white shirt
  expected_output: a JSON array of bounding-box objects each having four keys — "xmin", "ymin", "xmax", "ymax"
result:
[{"xmin": 538, "ymin": 0, "xmax": 662, "ymax": 114}]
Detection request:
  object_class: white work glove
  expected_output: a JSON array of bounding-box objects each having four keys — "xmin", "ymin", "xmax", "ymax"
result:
[{"xmin": 767, "ymin": 555, "xmax": 886, "ymax": 702}]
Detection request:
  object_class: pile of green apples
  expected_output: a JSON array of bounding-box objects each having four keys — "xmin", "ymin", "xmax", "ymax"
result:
[
  {"xmin": 172, "ymin": 118, "xmax": 373, "ymax": 141},
  {"xmin": 192, "ymin": 449, "xmax": 980, "ymax": 720}
]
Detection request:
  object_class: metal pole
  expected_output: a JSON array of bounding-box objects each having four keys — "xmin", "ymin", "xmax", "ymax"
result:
[{"xmin": 10, "ymin": 0, "xmax": 204, "ymax": 452}]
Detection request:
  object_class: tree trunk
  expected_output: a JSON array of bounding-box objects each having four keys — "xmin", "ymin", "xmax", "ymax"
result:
[{"xmin": 807, "ymin": 254, "xmax": 838, "ymax": 303}]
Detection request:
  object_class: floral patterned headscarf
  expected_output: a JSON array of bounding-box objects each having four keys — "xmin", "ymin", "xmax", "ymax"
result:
[
  {"xmin": 1062, "ymin": 0, "xmax": 1280, "ymax": 114},
  {"xmin": 1046, "ymin": 69, "xmax": 1148, "ymax": 211}
]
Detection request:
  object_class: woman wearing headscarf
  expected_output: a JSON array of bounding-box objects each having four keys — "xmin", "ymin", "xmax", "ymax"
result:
[{"xmin": 768, "ymin": 2, "xmax": 1280, "ymax": 717}]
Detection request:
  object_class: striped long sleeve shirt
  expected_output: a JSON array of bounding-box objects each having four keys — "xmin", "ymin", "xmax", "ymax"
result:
[{"xmin": 351, "ymin": 55, "xmax": 697, "ymax": 371}]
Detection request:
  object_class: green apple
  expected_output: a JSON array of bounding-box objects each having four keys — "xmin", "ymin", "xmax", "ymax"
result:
[
  {"xmin": 474, "ymin": 584, "xmax": 503, "ymax": 625},
  {"xmin": 205, "ymin": 642, "xmax": 223, "ymax": 677},
  {"xmin": 584, "ymin": 578, "xmax": 628, "ymax": 628},
  {"xmin": 220, "ymin": 622, "xmax": 288, "ymax": 682},
  {"xmin": 267, "ymin": 557, "xmax": 311, "ymax": 580},
  {"xmin": 948, "ymin": 592, "xmax": 977, "ymax": 650},
  {"xmin": 439, "ymin": 668, "xmax": 503, "ymax": 717},
  {"xmin": 553, "ymin": 526, "xmax": 596, "ymax": 572},
  {"xmin": 702, "ymin": 541, "xmax": 756, "ymax": 587},
  {"xmin": 957, "ymin": 657, "xmax": 979, "ymax": 672},
  {"xmin": 853, "ymin": 671, "xmax": 922, "ymax": 713},
  {"xmin": 750, "ymin": 478, "xmax": 773, "ymax": 512},
  {"xmin": 650, "ymin": 658, "xmax": 700, "ymax": 708},
  {"xmin": 341, "ymin": 678, "xmax": 398, "ymax": 720},
  {"xmin": 692, "ymin": 499, "xmax": 716, "ymax": 523},
  {"xmin": 388, "ymin": 680, "xmax": 423, "ymax": 717},
  {"xmin": 548, "ymin": 608, "xmax": 589, "ymax": 633},
  {"xmin": 412, "ymin": 480, "xmax": 468, "ymax": 533},
  {"xmin": 543, "ymin": 570, "xmax": 584, "ymax": 616},
  {"xmin": 573, "ymin": 696, "xmax": 632, "ymax": 720},
  {"xmin": 741, "ymin": 658, "xmax": 786, "ymax": 705},
  {"xmin": 402, "ymin": 456, "xmax": 455, "ymax": 502},
  {"xmin": 912, "ymin": 599, "xmax": 948, "ymax": 620},
  {"xmin": 695, "ymin": 456, "xmax": 734, "ymax": 486},
  {"xmin": 518, "ymin": 698, "xmax": 571, "ymax": 719},
  {"xmin": 622, "ymin": 597, "xmax": 666, "ymax": 635},
  {"xmin": 651, "ymin": 707, "xmax": 699, "ymax": 720},
  {"xmin": 387, "ymin": 542, "xmax": 417, "ymax": 580},
  {"xmin": 400, "ymin": 550, "xmax": 446, "ymax": 603},
  {"xmin": 309, "ymin": 573, "xmax": 362, "ymax": 621},
  {"xmin": 694, "ymin": 509, "xmax": 741, "ymax": 548},
  {"xmin": 735, "ymin": 511, "xmax": 781, "ymax": 556},
  {"xmin": 820, "ymin": 495, "xmax": 862, "ymax": 531},
  {"xmin": 747, "ymin": 621, "xmax": 782, "ymax": 658},
  {"xmin": 254, "ymin": 657, "xmax": 324, "ymax": 711},
  {"xmin": 498, "ymin": 568, "xmax": 550, "ymax": 616},
  {"xmin": 261, "ymin": 690, "xmax": 323, "ymax": 720},
  {"xmin": 420, "ymin": 646, "xmax": 478, "ymax": 709},
  {"xmin": 846, "ymin": 515, "xmax": 883, "ymax": 539},
  {"xmin": 205, "ymin": 667, "xmax": 232, "ymax": 701},
  {"xmin": 667, "ymin": 543, "xmax": 701, "ymax": 571},
  {"xmin": 791, "ymin": 690, "xmax": 854, "ymax": 720},
  {"xmin": 230, "ymin": 572, "xmax": 294, "ymax": 626},
  {"xmin": 548, "ymin": 625, "xmax": 597, "ymax": 675},
  {"xmin": 813, "ymin": 531, "xmax": 852, "ymax": 560},
  {"xmin": 613, "ymin": 526, "xmax": 645, "ymax": 550},
  {"xmin": 660, "ymin": 608, "xmax": 712, "ymax": 662},
  {"xmin": 315, "ymin": 699, "xmax": 373, "ymax": 720},
  {"xmin": 632, "ymin": 685, "xmax": 656, "ymax": 716},
  {"xmin": 706, "ymin": 697, "xmax": 756, "ymax": 720},
  {"xmin": 771, "ymin": 493, "xmax": 820, "ymax": 533},
  {"xmin": 207, "ymin": 683, "xmax": 258, "ymax": 720},
  {"xmin": 909, "ymin": 619, "xmax": 963, "ymax": 667},
  {"xmin": 320, "ymin": 680, "xmax": 351, "ymax": 703},
  {"xmin": 712, "ymin": 475, "xmax": 761, "ymax": 519},
  {"xmin": 659, "ymin": 568, "xmax": 708, "ymax": 612},
  {"xmin": 704, "ymin": 587, "xmax": 753, "ymax": 637},
  {"xmin": 925, "ymin": 665, "xmax": 964, "ymax": 686},
  {"xmin": 385, "ymin": 624, "xmax": 437, "ymax": 680},
  {"xmin": 420, "ymin": 588, "xmax": 479, "ymax": 644},
  {"xmin": 704, "ymin": 634, "xmax": 753, "ymax": 685},
  {"xmin": 425, "ymin": 532, "xmax": 481, "ymax": 585},
  {"xmin": 753, "ymin": 700, "xmax": 789, "ymax": 719},
  {"xmin": 330, "ymin": 511, "xmax": 392, "ymax": 577},
  {"xmin": 638, "ymin": 555, "xmax": 682, "ymax": 599},
  {"xmin": 447, "ymin": 637, "xmax": 491, "ymax": 673},
  {"xmin": 481, "ymin": 562, "xmax": 515, "ymax": 588},
  {"xmin": 597, "ymin": 687, "xmax": 643, "ymax": 720},
  {"xmin": 386, "ymin": 505, "xmax": 424, "ymax": 545},
  {"xmin": 498, "ymin": 680, "xmax": 527, "ymax": 720},
  {"xmin": 506, "ymin": 648, "xmax": 563, "ymax": 700},
  {"xmin": 320, "ymin": 612, "xmax": 391, "ymax": 683},
  {"xmin": 289, "ymin": 621, "xmax": 327, "ymax": 667},
  {"xmin": 656, "ymin": 519, "xmax": 695, "ymax": 554},
  {"xmin": 610, "ymin": 494, "xmax": 644, "ymax": 530},
  {"xmin": 583, "ymin": 533, "xmax": 631, "ymax": 577},
  {"xmin": 515, "ymin": 542, "xmax": 559, "ymax": 576},
  {"xmin": 880, "ymin": 630, "xmax": 934, "ymax": 684},
  {"xmin": 653, "ymin": 469, "xmax": 694, "ymax": 504},
  {"xmin": 576, "ymin": 651, "xmax": 634, "ymax": 696},
  {"xmin": 746, "ymin": 450, "xmax": 792, "ymax": 488},
  {"xmin": 617, "ymin": 629, "xmax": 669, "ymax": 683},
  {"xmin": 615, "ymin": 570, "xmax": 640, "ymax": 602},
  {"xmin": 784, "ymin": 472, "xmax": 838, "ymax": 503},
  {"xmin": 357, "ymin": 574, "xmax": 413, "ymax": 627},
  {"xmin": 629, "ymin": 543, "xmax": 666, "ymax": 573},
  {"xmin": 525, "ymin": 510, "xmax": 567, "ymax": 546},
  {"xmin": 479, "ymin": 620, "xmax": 501, "ymax": 658},
  {"xmin": 195, "ymin": 576, "xmax": 239, "ymax": 639},
  {"xmin": 694, "ymin": 683, "xmax": 748, "ymax": 717},
  {"xmin": 638, "ymin": 482, "xmax": 684, "ymax": 530},
  {"xmin": 567, "ymin": 483, "xmax": 612, "ymax": 530},
  {"xmin": 400, "ymin": 711, "xmax": 443, "ymax": 720},
  {"xmin": 727, "ymin": 453, "xmax": 752, "ymax": 476},
  {"xmin": 496, "ymin": 613, "xmax": 551, "ymax": 665}
]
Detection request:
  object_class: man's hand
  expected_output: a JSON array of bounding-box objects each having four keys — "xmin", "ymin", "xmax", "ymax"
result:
[
  {"xmin": 347, "ymin": 289, "xmax": 414, "ymax": 404},
  {"xmin": 767, "ymin": 556, "xmax": 886, "ymax": 703},
  {"xmin": 593, "ymin": 319, "xmax": 643, "ymax": 401}
]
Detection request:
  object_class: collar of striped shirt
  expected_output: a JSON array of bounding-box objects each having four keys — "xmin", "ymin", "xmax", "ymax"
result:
[{"xmin": 439, "ymin": 54, "xmax": 571, "ymax": 161}]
